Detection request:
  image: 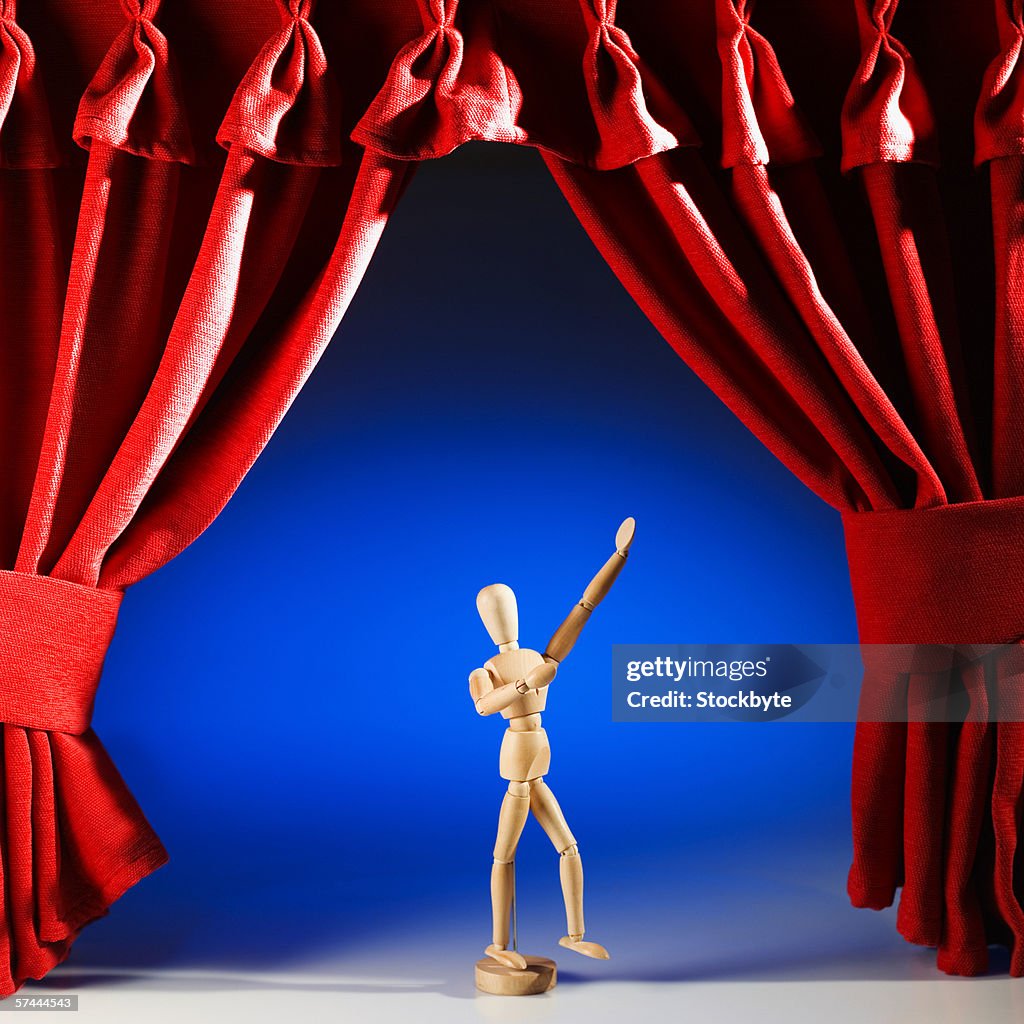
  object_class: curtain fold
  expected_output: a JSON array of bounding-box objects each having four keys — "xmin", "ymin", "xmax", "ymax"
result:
[{"xmin": 2, "ymin": 0, "xmax": 1023, "ymax": 993}]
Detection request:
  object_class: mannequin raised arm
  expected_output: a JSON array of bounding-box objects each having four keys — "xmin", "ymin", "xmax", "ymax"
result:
[{"xmin": 543, "ymin": 517, "xmax": 635, "ymax": 664}]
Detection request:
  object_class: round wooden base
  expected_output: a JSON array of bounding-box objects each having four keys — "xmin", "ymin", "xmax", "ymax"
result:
[{"xmin": 475, "ymin": 956, "xmax": 557, "ymax": 996}]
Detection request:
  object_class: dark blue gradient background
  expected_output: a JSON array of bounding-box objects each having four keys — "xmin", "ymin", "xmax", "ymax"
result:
[{"xmin": 78, "ymin": 144, "xmax": 862, "ymax": 974}]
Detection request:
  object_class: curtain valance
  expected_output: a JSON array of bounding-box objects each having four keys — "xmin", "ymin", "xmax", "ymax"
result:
[
  {"xmin": 0, "ymin": 0, "xmax": 700, "ymax": 171},
  {"xmin": 349, "ymin": 0, "xmax": 698, "ymax": 168}
]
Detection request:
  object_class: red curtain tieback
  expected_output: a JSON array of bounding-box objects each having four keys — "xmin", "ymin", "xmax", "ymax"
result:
[
  {"xmin": 0, "ymin": 571, "xmax": 121, "ymax": 733},
  {"xmin": 843, "ymin": 496, "xmax": 1024, "ymax": 645}
]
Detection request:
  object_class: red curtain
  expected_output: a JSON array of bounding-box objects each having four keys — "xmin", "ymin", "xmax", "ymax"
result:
[
  {"xmin": 0, "ymin": 0, "xmax": 413, "ymax": 993},
  {"xmin": 0, "ymin": 0, "xmax": 1019, "ymax": 993},
  {"xmin": 543, "ymin": 0, "xmax": 1020, "ymax": 976}
]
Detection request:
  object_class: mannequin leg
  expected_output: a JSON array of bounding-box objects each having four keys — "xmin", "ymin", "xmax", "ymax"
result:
[
  {"xmin": 529, "ymin": 778, "xmax": 610, "ymax": 959},
  {"xmin": 486, "ymin": 780, "xmax": 530, "ymax": 969}
]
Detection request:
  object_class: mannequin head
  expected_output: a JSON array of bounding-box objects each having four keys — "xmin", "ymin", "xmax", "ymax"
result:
[{"xmin": 476, "ymin": 584, "xmax": 519, "ymax": 650}]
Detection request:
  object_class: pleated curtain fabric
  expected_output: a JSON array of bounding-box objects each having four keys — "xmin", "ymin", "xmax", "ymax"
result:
[{"xmin": 0, "ymin": 0, "xmax": 1021, "ymax": 994}]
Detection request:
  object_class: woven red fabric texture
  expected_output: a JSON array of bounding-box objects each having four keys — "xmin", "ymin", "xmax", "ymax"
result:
[
  {"xmin": 73, "ymin": 0, "xmax": 195, "ymax": 162},
  {"xmin": 0, "ymin": 571, "xmax": 121, "ymax": 732},
  {"xmin": 844, "ymin": 498, "xmax": 1024, "ymax": 647},
  {"xmin": 0, "ymin": 0, "xmax": 1022, "ymax": 993},
  {"xmin": 0, "ymin": 1, "xmax": 59, "ymax": 166},
  {"xmin": 348, "ymin": 0, "xmax": 697, "ymax": 168}
]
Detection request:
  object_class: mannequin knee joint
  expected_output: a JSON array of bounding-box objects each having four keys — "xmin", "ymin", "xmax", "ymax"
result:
[{"xmin": 508, "ymin": 781, "xmax": 530, "ymax": 799}]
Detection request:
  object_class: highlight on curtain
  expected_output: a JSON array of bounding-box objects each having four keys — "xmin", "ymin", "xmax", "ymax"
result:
[{"xmin": 0, "ymin": 0, "xmax": 1021, "ymax": 993}]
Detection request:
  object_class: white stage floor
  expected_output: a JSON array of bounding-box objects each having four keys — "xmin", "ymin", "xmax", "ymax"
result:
[{"xmin": 20, "ymin": 836, "xmax": 1024, "ymax": 1024}]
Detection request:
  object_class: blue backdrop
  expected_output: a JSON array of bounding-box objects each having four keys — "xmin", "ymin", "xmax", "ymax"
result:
[{"xmin": 80, "ymin": 143, "xmax": 863, "ymax": 973}]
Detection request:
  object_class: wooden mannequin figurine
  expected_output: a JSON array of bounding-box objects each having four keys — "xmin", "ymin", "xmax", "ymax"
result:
[{"xmin": 470, "ymin": 518, "xmax": 636, "ymax": 995}]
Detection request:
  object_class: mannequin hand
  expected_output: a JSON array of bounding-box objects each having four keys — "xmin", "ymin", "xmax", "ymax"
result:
[
  {"xmin": 524, "ymin": 662, "xmax": 557, "ymax": 690},
  {"xmin": 615, "ymin": 516, "xmax": 636, "ymax": 556}
]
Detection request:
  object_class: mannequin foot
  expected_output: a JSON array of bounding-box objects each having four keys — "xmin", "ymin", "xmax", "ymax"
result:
[
  {"xmin": 485, "ymin": 944, "xmax": 528, "ymax": 970},
  {"xmin": 559, "ymin": 935, "xmax": 610, "ymax": 960}
]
